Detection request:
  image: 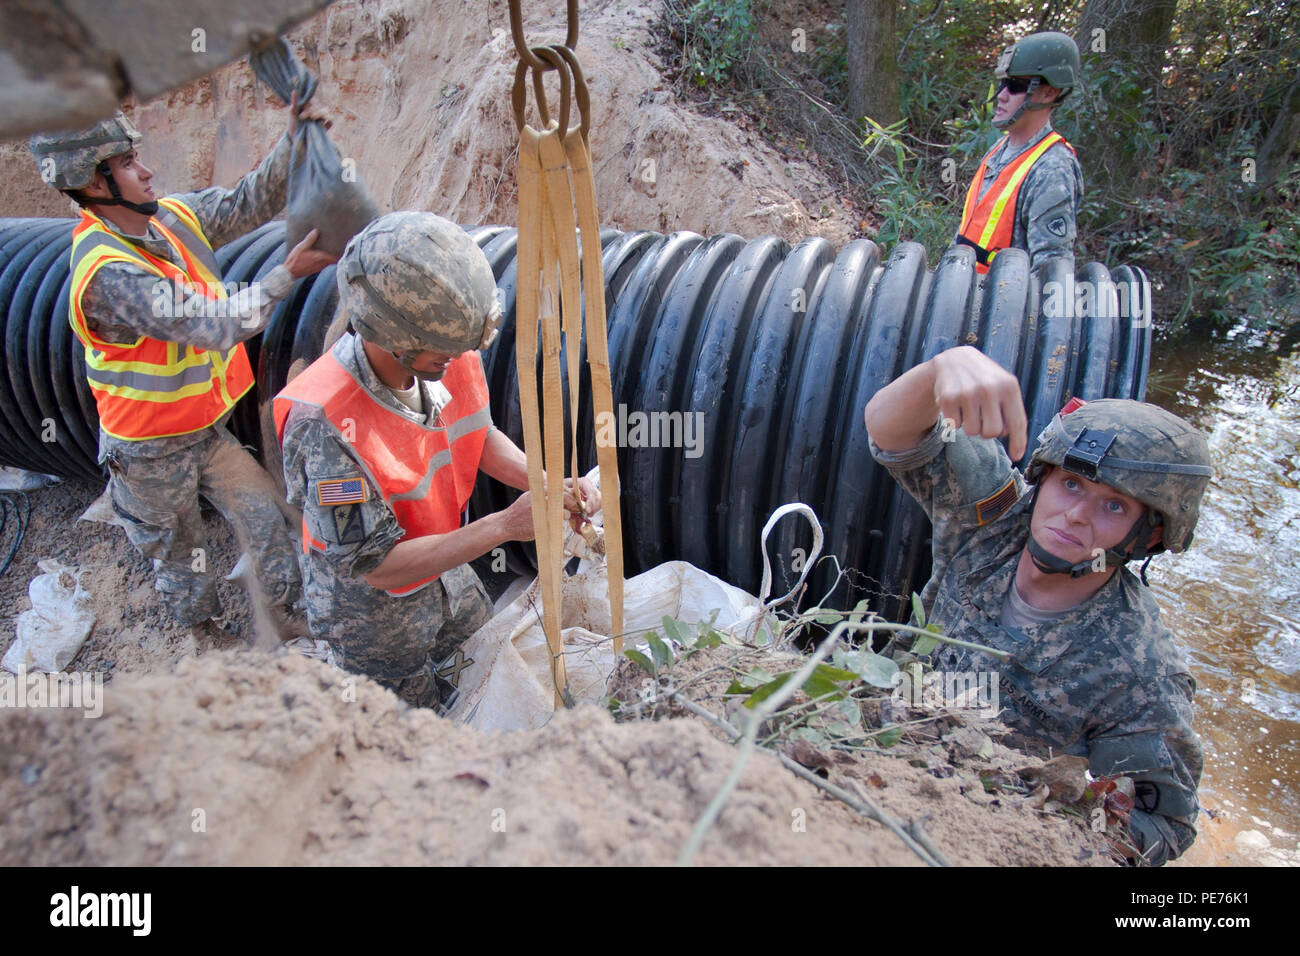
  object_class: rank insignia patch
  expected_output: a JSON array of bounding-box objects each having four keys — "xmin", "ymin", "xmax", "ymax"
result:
[
  {"xmin": 316, "ymin": 477, "xmax": 369, "ymax": 507},
  {"xmin": 437, "ymin": 648, "xmax": 474, "ymax": 687}
]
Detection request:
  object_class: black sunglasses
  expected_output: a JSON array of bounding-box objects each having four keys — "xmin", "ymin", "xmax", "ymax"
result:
[{"xmin": 998, "ymin": 77, "xmax": 1033, "ymax": 95}]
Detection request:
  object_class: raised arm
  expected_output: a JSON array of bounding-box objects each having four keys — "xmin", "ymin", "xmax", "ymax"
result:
[
  {"xmin": 81, "ymin": 228, "xmax": 335, "ymax": 351},
  {"xmin": 864, "ymin": 345, "xmax": 1029, "ymax": 461}
]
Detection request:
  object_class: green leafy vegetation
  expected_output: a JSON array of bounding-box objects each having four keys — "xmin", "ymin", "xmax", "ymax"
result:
[
  {"xmin": 656, "ymin": 0, "xmax": 1300, "ymax": 334},
  {"xmin": 666, "ymin": 0, "xmax": 757, "ymax": 87},
  {"xmin": 609, "ymin": 592, "xmax": 1004, "ymax": 754}
]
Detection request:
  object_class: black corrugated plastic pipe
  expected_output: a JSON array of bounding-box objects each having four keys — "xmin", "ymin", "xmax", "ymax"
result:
[{"xmin": 0, "ymin": 218, "xmax": 1152, "ymax": 615}]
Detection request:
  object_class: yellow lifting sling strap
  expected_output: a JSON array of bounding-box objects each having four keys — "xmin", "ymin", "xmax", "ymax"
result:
[{"xmin": 510, "ymin": 2, "xmax": 625, "ymax": 708}]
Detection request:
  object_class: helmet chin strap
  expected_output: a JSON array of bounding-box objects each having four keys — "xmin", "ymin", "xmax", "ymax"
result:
[
  {"xmin": 399, "ymin": 362, "xmax": 447, "ymax": 384},
  {"xmin": 1026, "ymin": 535, "xmax": 1096, "ymax": 577},
  {"xmin": 78, "ymin": 161, "xmax": 159, "ymax": 216},
  {"xmin": 1025, "ymin": 484, "xmax": 1162, "ymax": 582},
  {"xmin": 992, "ymin": 77, "xmax": 1048, "ymax": 130}
]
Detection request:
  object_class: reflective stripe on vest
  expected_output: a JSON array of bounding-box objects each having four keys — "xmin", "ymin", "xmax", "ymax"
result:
[
  {"xmin": 957, "ymin": 132, "xmax": 1072, "ymax": 273},
  {"xmin": 68, "ymin": 197, "xmax": 254, "ymax": 439},
  {"xmin": 273, "ymin": 348, "xmax": 493, "ymax": 596}
]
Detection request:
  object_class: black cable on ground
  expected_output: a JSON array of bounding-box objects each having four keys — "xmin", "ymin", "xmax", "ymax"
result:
[{"xmin": 0, "ymin": 490, "xmax": 31, "ymax": 577}]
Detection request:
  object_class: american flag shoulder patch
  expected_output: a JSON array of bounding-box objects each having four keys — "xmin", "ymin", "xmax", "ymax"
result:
[
  {"xmin": 975, "ymin": 477, "xmax": 1018, "ymax": 526},
  {"xmin": 316, "ymin": 476, "xmax": 369, "ymax": 507}
]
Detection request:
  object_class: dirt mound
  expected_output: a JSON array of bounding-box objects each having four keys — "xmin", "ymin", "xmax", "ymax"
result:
[
  {"xmin": 0, "ymin": 0, "xmax": 858, "ymax": 244},
  {"xmin": 1, "ymin": 480, "xmax": 1109, "ymax": 866},
  {"xmin": 0, "ymin": 646, "xmax": 1107, "ymax": 866}
]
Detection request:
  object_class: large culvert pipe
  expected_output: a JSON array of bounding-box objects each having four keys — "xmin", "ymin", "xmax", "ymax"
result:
[{"xmin": 0, "ymin": 218, "xmax": 1152, "ymax": 615}]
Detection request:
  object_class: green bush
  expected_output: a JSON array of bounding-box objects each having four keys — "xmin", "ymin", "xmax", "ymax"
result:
[{"xmin": 674, "ymin": 0, "xmax": 756, "ymax": 88}]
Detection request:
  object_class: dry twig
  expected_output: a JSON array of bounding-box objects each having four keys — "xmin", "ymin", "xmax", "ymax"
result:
[{"xmin": 901, "ymin": 811, "xmax": 954, "ymax": 867}]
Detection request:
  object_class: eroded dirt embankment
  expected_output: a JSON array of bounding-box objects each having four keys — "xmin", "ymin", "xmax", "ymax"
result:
[
  {"xmin": 0, "ymin": 476, "xmax": 1107, "ymax": 866},
  {"xmin": 1, "ymin": 0, "xmax": 859, "ymax": 243},
  {"xmin": 0, "ymin": 643, "xmax": 1110, "ymax": 866}
]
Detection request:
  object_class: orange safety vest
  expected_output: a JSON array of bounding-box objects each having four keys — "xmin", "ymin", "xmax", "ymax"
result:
[
  {"xmin": 273, "ymin": 348, "xmax": 493, "ymax": 596},
  {"xmin": 957, "ymin": 131, "xmax": 1074, "ymax": 273},
  {"xmin": 68, "ymin": 197, "xmax": 255, "ymax": 440}
]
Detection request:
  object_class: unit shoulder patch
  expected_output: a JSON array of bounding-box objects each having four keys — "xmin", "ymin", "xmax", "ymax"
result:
[{"xmin": 332, "ymin": 503, "xmax": 367, "ymax": 545}]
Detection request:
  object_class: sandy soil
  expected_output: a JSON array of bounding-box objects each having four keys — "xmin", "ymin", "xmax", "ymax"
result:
[
  {"xmin": 0, "ymin": 478, "xmax": 255, "ymax": 678},
  {"xmin": 1, "ymin": 0, "xmax": 860, "ymax": 244},
  {"xmin": 0, "ymin": 476, "xmax": 1109, "ymax": 867},
  {"xmin": 0, "ymin": 651, "xmax": 1108, "ymax": 866}
]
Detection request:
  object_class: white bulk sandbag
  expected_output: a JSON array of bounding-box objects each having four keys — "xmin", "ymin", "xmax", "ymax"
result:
[
  {"xmin": 448, "ymin": 561, "xmax": 771, "ymax": 732},
  {"xmin": 448, "ymin": 502, "xmax": 823, "ymax": 732}
]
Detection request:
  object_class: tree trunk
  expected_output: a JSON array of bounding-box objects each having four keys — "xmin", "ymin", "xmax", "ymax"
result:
[
  {"xmin": 1254, "ymin": 72, "xmax": 1300, "ymax": 194},
  {"xmin": 847, "ymin": 0, "xmax": 899, "ymax": 127},
  {"xmin": 1077, "ymin": 0, "xmax": 1177, "ymax": 80}
]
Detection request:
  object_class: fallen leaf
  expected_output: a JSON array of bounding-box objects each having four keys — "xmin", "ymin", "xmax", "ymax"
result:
[
  {"xmin": 1106, "ymin": 790, "xmax": 1135, "ymax": 822},
  {"xmin": 1024, "ymin": 783, "xmax": 1051, "ymax": 810},
  {"xmin": 1084, "ymin": 777, "xmax": 1116, "ymax": 801},
  {"xmin": 781, "ymin": 739, "xmax": 834, "ymax": 773},
  {"xmin": 979, "ymin": 769, "xmax": 1022, "ymax": 793},
  {"xmin": 943, "ymin": 725, "xmax": 990, "ymax": 759},
  {"xmin": 1018, "ymin": 754, "xmax": 1089, "ymax": 803}
]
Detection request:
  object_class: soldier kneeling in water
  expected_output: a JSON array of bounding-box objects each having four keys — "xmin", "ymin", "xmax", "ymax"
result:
[{"xmin": 865, "ymin": 345, "xmax": 1213, "ymax": 864}]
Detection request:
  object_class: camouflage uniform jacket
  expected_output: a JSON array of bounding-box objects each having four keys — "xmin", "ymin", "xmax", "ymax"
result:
[
  {"xmin": 278, "ymin": 332, "xmax": 494, "ymax": 685},
  {"xmin": 82, "ymin": 133, "xmax": 296, "ymax": 462},
  {"xmin": 871, "ymin": 420, "xmax": 1202, "ymax": 865},
  {"xmin": 969, "ymin": 121, "xmax": 1084, "ymax": 271}
]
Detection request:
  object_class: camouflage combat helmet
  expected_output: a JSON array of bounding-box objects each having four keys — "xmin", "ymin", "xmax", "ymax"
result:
[
  {"xmin": 1025, "ymin": 399, "xmax": 1213, "ymax": 577},
  {"xmin": 992, "ymin": 32, "xmax": 1081, "ymax": 129},
  {"xmin": 28, "ymin": 111, "xmax": 142, "ymax": 192},
  {"xmin": 996, "ymin": 32, "xmax": 1082, "ymax": 92},
  {"xmin": 338, "ymin": 211, "xmax": 501, "ymax": 359}
]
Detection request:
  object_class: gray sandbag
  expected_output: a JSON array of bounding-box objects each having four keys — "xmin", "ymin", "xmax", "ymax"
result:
[{"xmin": 250, "ymin": 38, "xmax": 379, "ymax": 255}]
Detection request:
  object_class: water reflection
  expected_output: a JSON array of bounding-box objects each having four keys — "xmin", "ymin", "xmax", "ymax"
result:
[{"xmin": 1143, "ymin": 329, "xmax": 1299, "ymax": 866}]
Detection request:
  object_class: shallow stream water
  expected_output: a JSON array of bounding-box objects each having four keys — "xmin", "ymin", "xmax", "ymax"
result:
[{"xmin": 1142, "ymin": 327, "xmax": 1299, "ymax": 866}]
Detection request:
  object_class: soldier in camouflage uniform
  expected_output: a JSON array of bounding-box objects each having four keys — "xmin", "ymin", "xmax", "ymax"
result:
[
  {"xmin": 29, "ymin": 101, "xmax": 336, "ymax": 632},
  {"xmin": 274, "ymin": 212, "xmax": 598, "ymax": 711},
  {"xmin": 865, "ymin": 346, "xmax": 1213, "ymax": 865},
  {"xmin": 955, "ymin": 31, "xmax": 1085, "ymax": 272}
]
